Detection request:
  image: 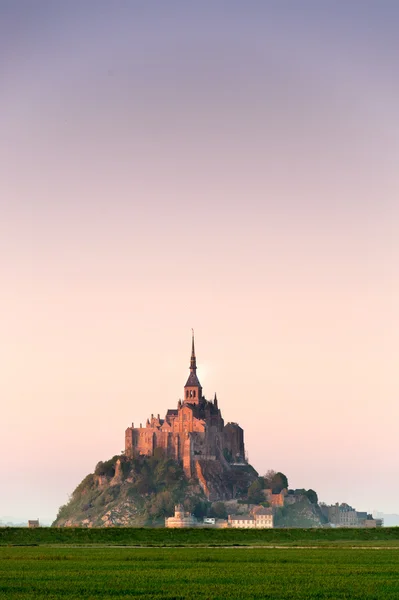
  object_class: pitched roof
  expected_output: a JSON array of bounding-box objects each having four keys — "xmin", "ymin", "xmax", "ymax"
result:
[
  {"xmin": 185, "ymin": 372, "xmax": 202, "ymax": 388},
  {"xmin": 356, "ymin": 512, "xmax": 368, "ymax": 519},
  {"xmin": 255, "ymin": 507, "xmax": 273, "ymax": 516}
]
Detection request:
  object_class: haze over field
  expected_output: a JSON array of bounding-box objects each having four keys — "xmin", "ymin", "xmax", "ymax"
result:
[{"xmin": 1, "ymin": 1, "xmax": 398, "ymax": 522}]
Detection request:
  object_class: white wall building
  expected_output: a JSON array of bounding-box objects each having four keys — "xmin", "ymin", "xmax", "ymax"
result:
[
  {"xmin": 165, "ymin": 505, "xmax": 197, "ymax": 528},
  {"xmin": 228, "ymin": 508, "xmax": 273, "ymax": 529}
]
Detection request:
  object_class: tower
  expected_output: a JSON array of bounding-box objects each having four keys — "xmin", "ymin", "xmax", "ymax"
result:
[{"xmin": 183, "ymin": 330, "xmax": 202, "ymax": 404}]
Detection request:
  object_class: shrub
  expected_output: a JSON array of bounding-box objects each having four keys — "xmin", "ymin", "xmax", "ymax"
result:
[
  {"xmin": 73, "ymin": 474, "xmax": 95, "ymax": 496},
  {"xmin": 247, "ymin": 479, "xmax": 264, "ymax": 504},
  {"xmin": 305, "ymin": 489, "xmax": 318, "ymax": 504},
  {"xmin": 95, "ymin": 457, "xmax": 118, "ymax": 477},
  {"xmin": 263, "ymin": 470, "xmax": 289, "ymax": 493}
]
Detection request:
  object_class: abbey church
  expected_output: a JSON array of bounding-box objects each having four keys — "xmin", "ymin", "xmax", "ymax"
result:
[{"xmin": 125, "ymin": 334, "xmax": 245, "ymax": 478}]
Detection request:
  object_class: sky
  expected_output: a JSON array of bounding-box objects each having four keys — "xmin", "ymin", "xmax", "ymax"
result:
[{"xmin": 1, "ymin": 1, "xmax": 398, "ymax": 522}]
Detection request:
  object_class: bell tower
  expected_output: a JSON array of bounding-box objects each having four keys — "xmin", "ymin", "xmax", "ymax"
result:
[{"xmin": 184, "ymin": 330, "xmax": 202, "ymax": 404}]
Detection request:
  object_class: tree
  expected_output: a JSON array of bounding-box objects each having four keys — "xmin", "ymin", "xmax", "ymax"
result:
[
  {"xmin": 135, "ymin": 468, "xmax": 156, "ymax": 495},
  {"xmin": 305, "ymin": 489, "xmax": 318, "ymax": 504},
  {"xmin": 247, "ymin": 479, "xmax": 264, "ymax": 504},
  {"xmin": 94, "ymin": 458, "xmax": 117, "ymax": 477},
  {"xmin": 263, "ymin": 470, "xmax": 276, "ymax": 488},
  {"xmin": 192, "ymin": 500, "xmax": 210, "ymax": 519},
  {"xmin": 210, "ymin": 502, "xmax": 227, "ymax": 519},
  {"xmin": 263, "ymin": 470, "xmax": 288, "ymax": 493},
  {"xmin": 149, "ymin": 491, "xmax": 174, "ymax": 519}
]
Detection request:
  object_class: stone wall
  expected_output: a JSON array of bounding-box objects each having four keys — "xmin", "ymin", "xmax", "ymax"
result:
[{"xmin": 223, "ymin": 422, "xmax": 245, "ymax": 461}]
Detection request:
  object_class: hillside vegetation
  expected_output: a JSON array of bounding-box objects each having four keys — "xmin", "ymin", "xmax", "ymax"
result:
[
  {"xmin": 53, "ymin": 449, "xmax": 260, "ymax": 527},
  {"xmin": 54, "ymin": 452, "xmax": 202, "ymax": 527}
]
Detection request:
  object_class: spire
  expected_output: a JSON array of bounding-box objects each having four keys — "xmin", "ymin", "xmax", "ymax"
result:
[
  {"xmin": 184, "ymin": 329, "xmax": 202, "ymax": 395},
  {"xmin": 190, "ymin": 328, "xmax": 197, "ymax": 372}
]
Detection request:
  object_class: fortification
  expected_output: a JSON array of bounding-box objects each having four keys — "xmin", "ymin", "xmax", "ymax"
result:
[{"xmin": 125, "ymin": 333, "xmax": 245, "ymax": 477}]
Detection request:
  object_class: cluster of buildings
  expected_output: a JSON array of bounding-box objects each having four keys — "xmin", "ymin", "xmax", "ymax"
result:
[
  {"xmin": 320, "ymin": 504, "xmax": 383, "ymax": 528},
  {"xmin": 166, "ymin": 501, "xmax": 384, "ymax": 529},
  {"xmin": 165, "ymin": 505, "xmax": 274, "ymax": 529},
  {"xmin": 125, "ymin": 334, "xmax": 384, "ymax": 531},
  {"xmin": 125, "ymin": 332, "xmax": 245, "ymax": 481}
]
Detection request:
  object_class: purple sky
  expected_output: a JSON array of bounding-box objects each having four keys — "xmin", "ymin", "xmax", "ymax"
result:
[{"xmin": 1, "ymin": 1, "xmax": 398, "ymax": 521}]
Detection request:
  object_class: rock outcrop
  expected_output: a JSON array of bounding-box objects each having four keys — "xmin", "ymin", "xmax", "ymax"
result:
[{"xmin": 53, "ymin": 451, "xmax": 258, "ymax": 527}]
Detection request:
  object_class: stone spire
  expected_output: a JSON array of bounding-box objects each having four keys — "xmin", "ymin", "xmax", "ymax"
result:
[
  {"xmin": 190, "ymin": 329, "xmax": 197, "ymax": 373},
  {"xmin": 184, "ymin": 329, "xmax": 202, "ymax": 402}
]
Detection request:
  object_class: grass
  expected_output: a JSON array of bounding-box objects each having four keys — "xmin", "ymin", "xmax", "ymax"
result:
[
  {"xmin": 1, "ymin": 526, "xmax": 399, "ymax": 547},
  {"xmin": 1, "ymin": 546, "xmax": 399, "ymax": 599}
]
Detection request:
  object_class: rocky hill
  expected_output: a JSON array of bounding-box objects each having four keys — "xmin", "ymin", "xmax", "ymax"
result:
[
  {"xmin": 53, "ymin": 338, "xmax": 327, "ymax": 528},
  {"xmin": 53, "ymin": 449, "xmax": 326, "ymax": 528},
  {"xmin": 53, "ymin": 451, "xmax": 258, "ymax": 527}
]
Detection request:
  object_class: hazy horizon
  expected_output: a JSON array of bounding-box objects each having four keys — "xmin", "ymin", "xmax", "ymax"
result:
[{"xmin": 1, "ymin": 1, "xmax": 398, "ymax": 521}]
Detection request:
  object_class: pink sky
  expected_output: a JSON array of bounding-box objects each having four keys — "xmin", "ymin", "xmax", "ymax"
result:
[{"xmin": 1, "ymin": 2, "xmax": 398, "ymax": 521}]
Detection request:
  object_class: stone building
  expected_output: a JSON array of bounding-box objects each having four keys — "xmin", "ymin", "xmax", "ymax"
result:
[
  {"xmin": 28, "ymin": 520, "xmax": 39, "ymax": 528},
  {"xmin": 125, "ymin": 333, "xmax": 245, "ymax": 478},
  {"xmin": 263, "ymin": 488, "xmax": 287, "ymax": 507},
  {"xmin": 228, "ymin": 507, "xmax": 274, "ymax": 529},
  {"xmin": 228, "ymin": 514, "xmax": 255, "ymax": 528},
  {"xmin": 320, "ymin": 503, "xmax": 383, "ymax": 528},
  {"xmin": 252, "ymin": 506, "xmax": 274, "ymax": 528},
  {"xmin": 165, "ymin": 505, "xmax": 197, "ymax": 528}
]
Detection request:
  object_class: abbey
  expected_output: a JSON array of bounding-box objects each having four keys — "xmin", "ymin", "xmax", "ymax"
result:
[{"xmin": 125, "ymin": 334, "xmax": 245, "ymax": 478}]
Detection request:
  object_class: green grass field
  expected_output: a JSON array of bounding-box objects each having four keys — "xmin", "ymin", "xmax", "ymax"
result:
[
  {"xmin": 1, "ymin": 546, "xmax": 398, "ymax": 599},
  {"xmin": 1, "ymin": 526, "xmax": 399, "ymax": 547}
]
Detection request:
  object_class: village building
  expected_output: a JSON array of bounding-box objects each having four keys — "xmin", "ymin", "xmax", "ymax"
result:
[
  {"xmin": 252, "ymin": 506, "xmax": 274, "ymax": 528},
  {"xmin": 363, "ymin": 515, "xmax": 384, "ymax": 528},
  {"xmin": 125, "ymin": 333, "xmax": 245, "ymax": 478},
  {"xmin": 228, "ymin": 515, "xmax": 255, "ymax": 528},
  {"xmin": 28, "ymin": 520, "xmax": 39, "ymax": 528},
  {"xmin": 320, "ymin": 504, "xmax": 383, "ymax": 528},
  {"xmin": 165, "ymin": 505, "xmax": 197, "ymax": 528},
  {"xmin": 228, "ymin": 507, "xmax": 274, "ymax": 529},
  {"xmin": 263, "ymin": 488, "xmax": 287, "ymax": 507}
]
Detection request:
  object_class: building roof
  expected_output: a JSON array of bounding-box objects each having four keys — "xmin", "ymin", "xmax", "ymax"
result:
[
  {"xmin": 166, "ymin": 409, "xmax": 178, "ymax": 416},
  {"xmin": 184, "ymin": 371, "xmax": 202, "ymax": 388},
  {"xmin": 229, "ymin": 514, "xmax": 254, "ymax": 521},
  {"xmin": 254, "ymin": 507, "xmax": 273, "ymax": 516}
]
